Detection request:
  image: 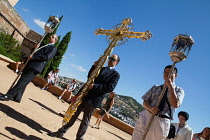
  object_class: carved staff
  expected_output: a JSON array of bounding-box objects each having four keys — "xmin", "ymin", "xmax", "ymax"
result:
[
  {"xmin": 9, "ymin": 16, "xmax": 60, "ymax": 90},
  {"xmin": 142, "ymin": 34, "xmax": 194, "ymax": 140},
  {"xmin": 62, "ymin": 17, "xmax": 152, "ymax": 125}
]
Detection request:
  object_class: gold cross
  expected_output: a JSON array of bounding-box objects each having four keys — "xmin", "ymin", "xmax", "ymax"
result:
[
  {"xmin": 95, "ymin": 18, "xmax": 152, "ymax": 45},
  {"xmin": 62, "ymin": 18, "xmax": 152, "ymax": 125}
]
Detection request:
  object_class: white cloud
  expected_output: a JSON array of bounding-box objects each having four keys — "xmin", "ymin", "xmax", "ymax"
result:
[
  {"xmin": 33, "ymin": 19, "xmax": 45, "ymax": 29},
  {"xmin": 63, "ymin": 55, "xmax": 67, "ymax": 59},
  {"xmin": 67, "ymin": 73, "xmax": 75, "ymax": 77},
  {"xmin": 23, "ymin": 8, "xmax": 30, "ymax": 12},
  {"xmin": 71, "ymin": 64, "xmax": 86, "ymax": 72},
  {"xmin": 69, "ymin": 54, "xmax": 76, "ymax": 57}
]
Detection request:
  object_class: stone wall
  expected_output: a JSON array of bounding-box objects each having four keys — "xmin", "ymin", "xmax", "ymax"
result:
[
  {"xmin": 0, "ymin": 0, "xmax": 29, "ymax": 44},
  {"xmin": 8, "ymin": 0, "xmax": 19, "ymax": 7},
  {"xmin": 0, "ymin": 0, "xmax": 43, "ymax": 56},
  {"xmin": 21, "ymin": 30, "xmax": 43, "ymax": 56}
]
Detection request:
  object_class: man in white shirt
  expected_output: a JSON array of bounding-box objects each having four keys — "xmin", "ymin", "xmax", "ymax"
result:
[
  {"xmin": 41, "ymin": 69, "xmax": 59, "ymax": 90},
  {"xmin": 132, "ymin": 65, "xmax": 185, "ymax": 140}
]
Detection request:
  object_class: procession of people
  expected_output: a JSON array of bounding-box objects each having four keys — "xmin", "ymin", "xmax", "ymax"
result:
[
  {"xmin": 1, "ymin": 41, "xmax": 209, "ymax": 140},
  {"xmin": 0, "ymin": 4, "xmax": 209, "ymax": 140}
]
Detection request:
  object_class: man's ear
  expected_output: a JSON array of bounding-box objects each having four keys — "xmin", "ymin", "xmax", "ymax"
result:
[
  {"xmin": 116, "ymin": 61, "xmax": 119, "ymax": 65},
  {"xmin": 175, "ymin": 74, "xmax": 178, "ymax": 78}
]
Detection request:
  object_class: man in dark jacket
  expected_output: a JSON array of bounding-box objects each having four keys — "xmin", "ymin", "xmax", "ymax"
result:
[
  {"xmin": 48, "ymin": 54, "xmax": 120, "ymax": 140},
  {"xmin": 0, "ymin": 34, "xmax": 58, "ymax": 102}
]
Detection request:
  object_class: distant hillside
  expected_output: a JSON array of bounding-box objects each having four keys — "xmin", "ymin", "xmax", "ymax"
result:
[
  {"xmin": 104, "ymin": 93, "xmax": 145, "ymax": 126},
  {"xmin": 117, "ymin": 95, "xmax": 145, "ymax": 112},
  {"xmin": 57, "ymin": 75, "xmax": 145, "ymax": 126}
]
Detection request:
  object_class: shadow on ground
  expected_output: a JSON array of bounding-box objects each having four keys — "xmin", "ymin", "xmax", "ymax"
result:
[
  {"xmin": 0, "ymin": 103, "xmax": 50, "ymax": 133},
  {"xmin": 5, "ymin": 127, "xmax": 42, "ymax": 140},
  {"xmin": 107, "ymin": 130, "xmax": 126, "ymax": 140},
  {"xmin": 29, "ymin": 98, "xmax": 60, "ymax": 116}
]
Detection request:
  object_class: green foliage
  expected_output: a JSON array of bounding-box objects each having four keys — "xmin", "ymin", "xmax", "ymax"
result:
[
  {"xmin": 40, "ymin": 16, "xmax": 64, "ymax": 77},
  {"xmin": 40, "ymin": 35, "xmax": 61, "ymax": 78},
  {"xmin": 0, "ymin": 29, "xmax": 21, "ymax": 61},
  {"xmin": 40, "ymin": 31, "xmax": 72, "ymax": 78}
]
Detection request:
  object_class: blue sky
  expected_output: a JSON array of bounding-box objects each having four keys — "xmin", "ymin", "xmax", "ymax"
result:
[{"xmin": 14, "ymin": 0, "xmax": 209, "ymax": 133}]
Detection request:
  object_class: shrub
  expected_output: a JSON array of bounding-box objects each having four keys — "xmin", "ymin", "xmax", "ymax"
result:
[{"xmin": 0, "ymin": 29, "xmax": 21, "ymax": 61}]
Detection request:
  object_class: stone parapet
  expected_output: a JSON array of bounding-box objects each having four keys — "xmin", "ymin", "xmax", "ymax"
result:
[{"xmin": 93, "ymin": 109, "xmax": 134, "ymax": 135}]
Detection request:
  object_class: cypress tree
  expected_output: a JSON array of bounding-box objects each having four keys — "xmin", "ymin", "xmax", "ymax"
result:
[
  {"xmin": 39, "ymin": 15, "xmax": 63, "ymax": 77},
  {"xmin": 40, "ymin": 35, "xmax": 61, "ymax": 78},
  {"xmin": 41, "ymin": 31, "xmax": 72, "ymax": 78}
]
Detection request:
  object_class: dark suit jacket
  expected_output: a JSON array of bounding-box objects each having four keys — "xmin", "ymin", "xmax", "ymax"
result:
[
  {"xmin": 84, "ymin": 66, "xmax": 120, "ymax": 108},
  {"xmin": 27, "ymin": 44, "xmax": 57, "ymax": 73}
]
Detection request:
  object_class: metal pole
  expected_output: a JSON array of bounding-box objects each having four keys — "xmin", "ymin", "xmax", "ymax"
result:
[{"xmin": 8, "ymin": 32, "xmax": 48, "ymax": 90}]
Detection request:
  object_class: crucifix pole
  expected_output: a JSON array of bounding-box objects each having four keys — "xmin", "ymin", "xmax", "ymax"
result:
[{"xmin": 62, "ymin": 17, "xmax": 152, "ymax": 125}]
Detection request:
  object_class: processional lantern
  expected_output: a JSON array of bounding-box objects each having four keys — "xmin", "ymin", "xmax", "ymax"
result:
[
  {"xmin": 142, "ymin": 33, "xmax": 194, "ymax": 140},
  {"xmin": 169, "ymin": 34, "xmax": 194, "ymax": 63},
  {"xmin": 44, "ymin": 16, "xmax": 60, "ymax": 33}
]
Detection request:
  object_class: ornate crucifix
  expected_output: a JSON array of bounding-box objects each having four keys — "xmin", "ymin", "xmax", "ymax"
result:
[{"xmin": 63, "ymin": 17, "xmax": 152, "ymax": 124}]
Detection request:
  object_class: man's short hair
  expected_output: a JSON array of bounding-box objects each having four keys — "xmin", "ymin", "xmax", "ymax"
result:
[
  {"xmin": 117, "ymin": 55, "xmax": 120, "ymax": 63},
  {"xmin": 164, "ymin": 65, "xmax": 178, "ymax": 74},
  {"xmin": 178, "ymin": 111, "xmax": 189, "ymax": 121},
  {"xmin": 113, "ymin": 54, "xmax": 120, "ymax": 63}
]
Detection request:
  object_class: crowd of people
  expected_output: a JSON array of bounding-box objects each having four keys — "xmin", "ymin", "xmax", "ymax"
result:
[{"xmin": 0, "ymin": 34, "xmax": 209, "ymax": 140}]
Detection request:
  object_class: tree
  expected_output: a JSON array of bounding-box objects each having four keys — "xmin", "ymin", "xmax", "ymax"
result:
[
  {"xmin": 0, "ymin": 29, "xmax": 21, "ymax": 61},
  {"xmin": 41, "ymin": 31, "xmax": 72, "ymax": 78},
  {"xmin": 39, "ymin": 15, "xmax": 63, "ymax": 77},
  {"xmin": 40, "ymin": 35, "xmax": 61, "ymax": 78}
]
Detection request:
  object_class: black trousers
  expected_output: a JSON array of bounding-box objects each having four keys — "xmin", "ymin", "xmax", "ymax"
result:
[
  {"xmin": 6, "ymin": 67, "xmax": 39, "ymax": 102},
  {"xmin": 59, "ymin": 101, "xmax": 95, "ymax": 140}
]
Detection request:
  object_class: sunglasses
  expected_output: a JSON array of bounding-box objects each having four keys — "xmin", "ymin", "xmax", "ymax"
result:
[{"xmin": 108, "ymin": 57, "xmax": 116, "ymax": 61}]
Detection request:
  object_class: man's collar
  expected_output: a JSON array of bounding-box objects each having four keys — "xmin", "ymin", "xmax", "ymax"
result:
[{"xmin": 107, "ymin": 66, "xmax": 115, "ymax": 70}]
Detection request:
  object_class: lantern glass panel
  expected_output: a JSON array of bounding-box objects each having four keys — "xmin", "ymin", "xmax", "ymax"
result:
[
  {"xmin": 169, "ymin": 34, "xmax": 194, "ymax": 63},
  {"xmin": 44, "ymin": 16, "xmax": 60, "ymax": 33}
]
